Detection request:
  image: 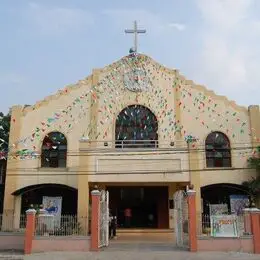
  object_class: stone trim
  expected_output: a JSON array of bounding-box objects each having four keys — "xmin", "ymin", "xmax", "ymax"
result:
[{"xmin": 22, "ymin": 75, "xmax": 92, "ymax": 115}]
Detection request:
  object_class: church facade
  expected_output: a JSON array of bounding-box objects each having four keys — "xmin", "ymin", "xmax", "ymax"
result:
[{"xmin": 3, "ymin": 54, "xmax": 259, "ymax": 229}]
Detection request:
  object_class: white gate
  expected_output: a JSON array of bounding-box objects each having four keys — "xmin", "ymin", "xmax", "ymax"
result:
[
  {"xmin": 98, "ymin": 190, "xmax": 109, "ymax": 248},
  {"xmin": 173, "ymin": 190, "xmax": 189, "ymax": 248}
]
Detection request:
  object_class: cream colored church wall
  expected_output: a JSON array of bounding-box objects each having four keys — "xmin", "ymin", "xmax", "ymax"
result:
[
  {"xmin": 82, "ymin": 56, "xmax": 191, "ymax": 182},
  {"xmin": 4, "ymin": 54, "xmax": 259, "ymax": 204},
  {"xmin": 200, "ymin": 169, "xmax": 257, "ymax": 187},
  {"xmin": 87, "ymin": 152, "xmax": 190, "ymax": 183},
  {"xmin": 89, "ymin": 56, "xmax": 255, "ymax": 187},
  {"xmin": 90, "ymin": 57, "xmax": 178, "ymax": 149},
  {"xmin": 179, "ymin": 80, "xmax": 254, "ymax": 186},
  {"xmin": 6, "ymin": 77, "xmax": 93, "ymax": 193}
]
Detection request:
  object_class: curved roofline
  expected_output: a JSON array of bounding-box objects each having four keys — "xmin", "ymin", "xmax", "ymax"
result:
[{"xmin": 19, "ymin": 53, "xmax": 248, "ymax": 115}]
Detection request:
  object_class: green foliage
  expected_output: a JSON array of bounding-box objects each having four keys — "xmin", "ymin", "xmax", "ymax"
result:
[
  {"xmin": 243, "ymin": 149, "xmax": 260, "ymax": 205},
  {"xmin": 248, "ymin": 158, "xmax": 260, "ymax": 171},
  {"xmin": 0, "ymin": 112, "xmax": 11, "ymax": 151},
  {"xmin": 242, "ymin": 176, "xmax": 260, "ymax": 197},
  {"xmin": 29, "ymin": 204, "xmax": 44, "ymax": 215},
  {"xmin": 248, "ymin": 146, "xmax": 260, "ymax": 171},
  {"xmin": 242, "ymin": 176, "xmax": 260, "ymax": 206}
]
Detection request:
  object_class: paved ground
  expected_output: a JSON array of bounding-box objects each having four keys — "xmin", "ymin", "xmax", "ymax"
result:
[
  {"xmin": 13, "ymin": 241, "xmax": 260, "ymax": 260},
  {"xmin": 0, "ymin": 254, "xmax": 23, "ymax": 259},
  {"xmin": 1, "ymin": 243, "xmax": 260, "ymax": 260},
  {"xmin": 22, "ymin": 251, "xmax": 260, "ymax": 260},
  {"xmin": 2, "ymin": 233, "xmax": 259, "ymax": 260},
  {"xmin": 105, "ymin": 240, "xmax": 186, "ymax": 251}
]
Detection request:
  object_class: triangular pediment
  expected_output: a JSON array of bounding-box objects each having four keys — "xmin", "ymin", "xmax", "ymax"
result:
[{"xmin": 21, "ymin": 53, "xmax": 247, "ymax": 115}]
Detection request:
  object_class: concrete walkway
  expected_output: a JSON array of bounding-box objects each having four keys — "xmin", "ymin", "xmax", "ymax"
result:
[
  {"xmin": 3, "ymin": 233, "xmax": 259, "ymax": 260},
  {"xmin": 23, "ymin": 251, "xmax": 260, "ymax": 260},
  {"xmin": 105, "ymin": 240, "xmax": 183, "ymax": 251}
]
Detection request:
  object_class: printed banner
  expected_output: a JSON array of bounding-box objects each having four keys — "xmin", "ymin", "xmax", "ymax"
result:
[
  {"xmin": 209, "ymin": 204, "xmax": 228, "ymax": 215},
  {"xmin": 42, "ymin": 196, "xmax": 62, "ymax": 227},
  {"xmin": 210, "ymin": 215, "xmax": 238, "ymax": 237},
  {"xmin": 230, "ymin": 195, "xmax": 249, "ymax": 215}
]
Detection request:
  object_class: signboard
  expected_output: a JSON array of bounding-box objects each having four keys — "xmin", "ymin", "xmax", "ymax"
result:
[
  {"xmin": 42, "ymin": 196, "xmax": 62, "ymax": 227},
  {"xmin": 210, "ymin": 215, "xmax": 238, "ymax": 237},
  {"xmin": 209, "ymin": 204, "xmax": 228, "ymax": 215},
  {"xmin": 230, "ymin": 195, "xmax": 249, "ymax": 215}
]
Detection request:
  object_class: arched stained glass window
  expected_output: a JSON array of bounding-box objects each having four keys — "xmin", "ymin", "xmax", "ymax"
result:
[
  {"xmin": 115, "ymin": 105, "xmax": 158, "ymax": 148},
  {"xmin": 41, "ymin": 132, "xmax": 67, "ymax": 168},
  {"xmin": 205, "ymin": 132, "xmax": 231, "ymax": 168}
]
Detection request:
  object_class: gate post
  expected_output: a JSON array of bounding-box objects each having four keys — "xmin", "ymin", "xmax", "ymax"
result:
[
  {"xmin": 250, "ymin": 208, "xmax": 260, "ymax": 254},
  {"xmin": 90, "ymin": 189, "xmax": 101, "ymax": 251},
  {"xmin": 187, "ymin": 188, "xmax": 197, "ymax": 252},
  {"xmin": 24, "ymin": 209, "xmax": 36, "ymax": 255}
]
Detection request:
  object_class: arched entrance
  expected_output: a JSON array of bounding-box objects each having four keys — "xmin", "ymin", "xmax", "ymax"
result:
[
  {"xmin": 110, "ymin": 105, "xmax": 168, "ymax": 229},
  {"xmin": 201, "ymin": 183, "xmax": 249, "ymax": 214},
  {"xmin": 115, "ymin": 105, "xmax": 158, "ymax": 148},
  {"xmin": 108, "ymin": 186, "xmax": 169, "ymax": 229},
  {"xmin": 12, "ymin": 183, "xmax": 77, "ymax": 215}
]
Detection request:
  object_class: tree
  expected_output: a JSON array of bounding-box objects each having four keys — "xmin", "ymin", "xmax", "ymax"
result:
[
  {"xmin": 0, "ymin": 112, "xmax": 10, "ymax": 213},
  {"xmin": 243, "ymin": 146, "xmax": 260, "ymax": 206},
  {"xmin": 0, "ymin": 112, "xmax": 11, "ymax": 153},
  {"xmin": 242, "ymin": 177, "xmax": 260, "ymax": 206},
  {"xmin": 248, "ymin": 146, "xmax": 260, "ymax": 172}
]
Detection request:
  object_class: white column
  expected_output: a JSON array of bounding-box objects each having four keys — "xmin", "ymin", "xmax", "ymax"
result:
[{"xmin": 13, "ymin": 195, "xmax": 21, "ymax": 229}]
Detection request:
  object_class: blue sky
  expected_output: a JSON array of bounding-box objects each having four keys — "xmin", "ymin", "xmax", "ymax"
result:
[{"xmin": 1, "ymin": 0, "xmax": 260, "ymax": 114}]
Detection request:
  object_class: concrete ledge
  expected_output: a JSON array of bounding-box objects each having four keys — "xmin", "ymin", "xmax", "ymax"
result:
[
  {"xmin": 0, "ymin": 232, "xmax": 24, "ymax": 235},
  {"xmin": 198, "ymin": 235, "xmax": 253, "ymax": 240},
  {"xmin": 0, "ymin": 233, "xmax": 25, "ymax": 251},
  {"xmin": 32, "ymin": 236, "xmax": 90, "ymax": 252},
  {"xmin": 198, "ymin": 236, "xmax": 254, "ymax": 253},
  {"xmin": 34, "ymin": 235, "xmax": 90, "ymax": 240}
]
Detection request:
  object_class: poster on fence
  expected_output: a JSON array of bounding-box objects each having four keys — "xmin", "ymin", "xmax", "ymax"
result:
[
  {"xmin": 230, "ymin": 195, "xmax": 249, "ymax": 215},
  {"xmin": 42, "ymin": 196, "xmax": 62, "ymax": 227},
  {"xmin": 210, "ymin": 215, "xmax": 238, "ymax": 237},
  {"xmin": 209, "ymin": 204, "xmax": 228, "ymax": 215}
]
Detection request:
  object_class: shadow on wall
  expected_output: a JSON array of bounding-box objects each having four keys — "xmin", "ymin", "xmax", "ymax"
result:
[
  {"xmin": 201, "ymin": 183, "xmax": 250, "ymax": 214},
  {"xmin": 12, "ymin": 184, "xmax": 78, "ymax": 215}
]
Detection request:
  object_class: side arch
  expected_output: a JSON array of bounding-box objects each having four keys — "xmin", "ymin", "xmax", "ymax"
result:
[
  {"xmin": 12, "ymin": 183, "xmax": 77, "ymax": 196},
  {"xmin": 12, "ymin": 183, "xmax": 78, "ymax": 215},
  {"xmin": 201, "ymin": 183, "xmax": 250, "ymax": 214}
]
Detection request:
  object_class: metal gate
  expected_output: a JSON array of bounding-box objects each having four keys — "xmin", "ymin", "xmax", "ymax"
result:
[
  {"xmin": 173, "ymin": 190, "xmax": 189, "ymax": 249},
  {"xmin": 98, "ymin": 190, "xmax": 109, "ymax": 248}
]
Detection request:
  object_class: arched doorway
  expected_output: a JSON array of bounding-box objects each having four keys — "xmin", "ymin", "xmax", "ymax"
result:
[
  {"xmin": 12, "ymin": 184, "xmax": 77, "ymax": 216},
  {"xmin": 115, "ymin": 105, "xmax": 158, "ymax": 148},
  {"xmin": 201, "ymin": 183, "xmax": 249, "ymax": 215},
  {"xmin": 108, "ymin": 186, "xmax": 169, "ymax": 229}
]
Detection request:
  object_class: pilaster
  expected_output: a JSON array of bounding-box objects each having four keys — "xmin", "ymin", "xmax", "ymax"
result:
[
  {"xmin": 248, "ymin": 105, "xmax": 260, "ymax": 147},
  {"xmin": 188, "ymin": 142, "xmax": 201, "ymax": 215},
  {"xmin": 3, "ymin": 106, "xmax": 23, "ymax": 219}
]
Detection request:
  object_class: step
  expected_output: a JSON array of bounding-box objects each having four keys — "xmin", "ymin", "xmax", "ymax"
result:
[{"xmin": 117, "ymin": 229, "xmax": 174, "ymax": 234}]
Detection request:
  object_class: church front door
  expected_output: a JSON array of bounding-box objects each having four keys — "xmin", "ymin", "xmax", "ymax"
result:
[{"xmin": 108, "ymin": 186, "xmax": 169, "ymax": 229}]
